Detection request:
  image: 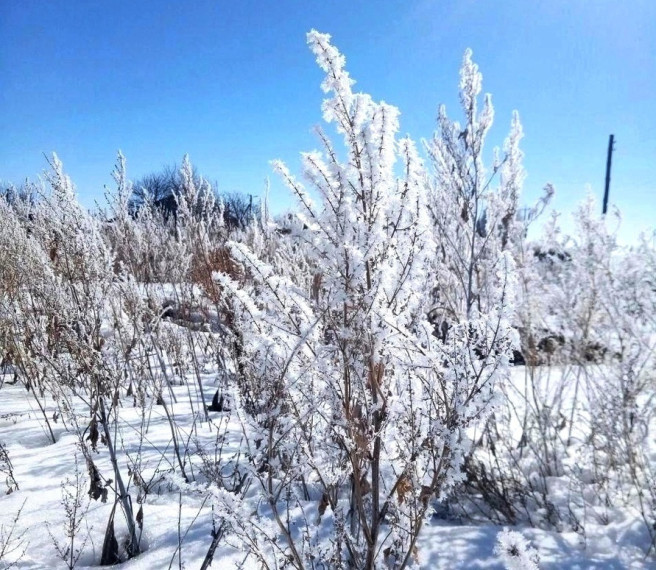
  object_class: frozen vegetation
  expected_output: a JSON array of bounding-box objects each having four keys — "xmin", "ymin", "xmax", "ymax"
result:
[{"xmin": 1, "ymin": 31, "xmax": 655, "ymax": 569}]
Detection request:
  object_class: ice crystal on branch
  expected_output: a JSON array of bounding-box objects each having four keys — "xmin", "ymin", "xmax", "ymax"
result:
[{"xmin": 495, "ymin": 528, "xmax": 540, "ymax": 570}]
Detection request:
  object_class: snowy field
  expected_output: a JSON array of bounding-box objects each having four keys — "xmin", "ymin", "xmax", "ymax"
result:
[{"xmin": 1, "ymin": 365, "xmax": 653, "ymax": 569}]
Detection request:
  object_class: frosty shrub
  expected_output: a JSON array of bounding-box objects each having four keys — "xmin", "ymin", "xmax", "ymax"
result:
[
  {"xmin": 47, "ymin": 455, "xmax": 92, "ymax": 570},
  {"xmin": 463, "ymin": 195, "xmax": 656, "ymax": 554},
  {"xmin": 0, "ymin": 442, "xmax": 18, "ymax": 494},
  {"xmin": 0, "ymin": 500, "xmax": 27, "ymax": 570},
  {"xmin": 212, "ymin": 31, "xmax": 517, "ymax": 569},
  {"xmin": 426, "ymin": 49, "xmax": 523, "ymax": 327},
  {"xmin": 0, "ymin": 155, "xmax": 144, "ymax": 561},
  {"xmin": 495, "ymin": 528, "xmax": 540, "ymax": 570}
]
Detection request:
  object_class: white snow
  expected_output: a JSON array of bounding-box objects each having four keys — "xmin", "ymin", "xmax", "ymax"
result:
[{"xmin": 2, "ymin": 365, "xmax": 653, "ymax": 569}]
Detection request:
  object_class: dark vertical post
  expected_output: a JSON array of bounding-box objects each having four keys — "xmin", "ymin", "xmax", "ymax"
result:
[{"xmin": 602, "ymin": 134, "xmax": 615, "ymax": 215}]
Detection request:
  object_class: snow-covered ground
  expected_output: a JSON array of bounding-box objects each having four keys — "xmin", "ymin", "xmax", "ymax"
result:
[{"xmin": 1, "ymin": 365, "xmax": 652, "ymax": 569}]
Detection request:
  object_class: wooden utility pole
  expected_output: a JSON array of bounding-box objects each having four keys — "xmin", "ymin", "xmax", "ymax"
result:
[{"xmin": 602, "ymin": 134, "xmax": 615, "ymax": 215}]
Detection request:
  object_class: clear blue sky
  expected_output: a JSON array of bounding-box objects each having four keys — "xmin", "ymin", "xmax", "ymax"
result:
[{"xmin": 1, "ymin": 0, "xmax": 654, "ymax": 242}]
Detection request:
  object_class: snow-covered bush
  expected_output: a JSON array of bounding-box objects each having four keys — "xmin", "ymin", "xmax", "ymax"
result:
[
  {"xmin": 211, "ymin": 30, "xmax": 517, "ymax": 569},
  {"xmin": 426, "ymin": 49, "xmax": 522, "ymax": 326},
  {"xmin": 0, "ymin": 155, "xmax": 145, "ymax": 561},
  {"xmin": 464, "ymin": 196, "xmax": 656, "ymax": 554}
]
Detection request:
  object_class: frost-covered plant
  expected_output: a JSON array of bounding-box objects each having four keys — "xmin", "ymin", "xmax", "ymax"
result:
[
  {"xmin": 47, "ymin": 455, "xmax": 92, "ymax": 570},
  {"xmin": 426, "ymin": 49, "xmax": 522, "ymax": 327},
  {"xmin": 0, "ymin": 499, "xmax": 27, "ymax": 569},
  {"xmin": 571, "ymin": 209, "xmax": 656, "ymax": 549},
  {"xmin": 535, "ymin": 198, "xmax": 655, "ymax": 481},
  {"xmin": 1, "ymin": 155, "xmax": 144, "ymax": 560},
  {"xmin": 102, "ymin": 151, "xmax": 142, "ymax": 276},
  {"xmin": 0, "ymin": 442, "xmax": 18, "ymax": 494},
  {"xmin": 464, "ymin": 196, "xmax": 656, "ymax": 552},
  {"xmin": 104, "ymin": 154, "xmax": 192, "ymax": 285},
  {"xmin": 421, "ymin": 45, "xmax": 563, "ymax": 528},
  {"xmin": 494, "ymin": 528, "xmax": 540, "ymax": 570},
  {"xmin": 0, "ymin": 187, "xmax": 61, "ymax": 442},
  {"xmin": 213, "ymin": 31, "xmax": 516, "ymax": 569}
]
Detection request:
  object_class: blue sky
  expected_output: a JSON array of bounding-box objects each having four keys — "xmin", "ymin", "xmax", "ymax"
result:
[{"xmin": 1, "ymin": 0, "xmax": 654, "ymax": 242}]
